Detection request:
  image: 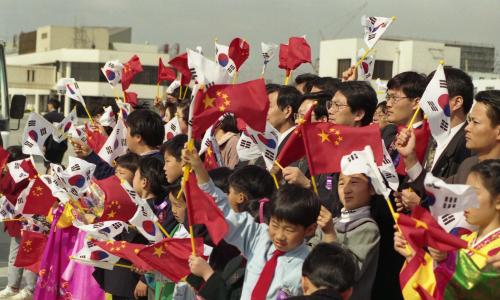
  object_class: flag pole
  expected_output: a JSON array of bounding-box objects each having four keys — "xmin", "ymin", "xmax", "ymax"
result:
[
  {"xmin": 354, "ymin": 48, "xmax": 373, "ymax": 69},
  {"xmin": 384, "ymin": 197, "xmax": 412, "ymax": 256},
  {"xmin": 271, "ymin": 173, "xmax": 280, "ymax": 190},
  {"xmin": 182, "ymin": 87, "xmax": 188, "ymax": 100},
  {"xmin": 156, "ymin": 222, "xmax": 171, "ymax": 238},
  {"xmin": 310, "ymin": 175, "xmax": 319, "ymax": 195},
  {"xmin": 274, "ymin": 160, "xmax": 285, "ymax": 171},
  {"xmin": 156, "ymin": 82, "xmax": 161, "ymax": 100},
  {"xmin": 284, "ymin": 70, "xmax": 293, "ymax": 85},
  {"xmin": 82, "ymin": 104, "xmax": 94, "ymax": 126},
  {"xmin": 232, "ymin": 71, "xmax": 238, "ymax": 84}
]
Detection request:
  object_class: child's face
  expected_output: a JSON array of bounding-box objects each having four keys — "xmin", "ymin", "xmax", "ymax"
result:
[
  {"xmin": 169, "ymin": 192, "xmax": 186, "ymax": 224},
  {"xmin": 464, "ymin": 172, "xmax": 500, "ymax": 227},
  {"xmin": 132, "ymin": 169, "xmax": 146, "ymax": 195},
  {"xmin": 115, "ymin": 166, "xmax": 135, "ymax": 185},
  {"xmin": 175, "ymin": 107, "xmax": 188, "ymax": 134},
  {"xmin": 268, "ymin": 217, "xmax": 313, "ymax": 252},
  {"xmin": 163, "ymin": 152, "xmax": 183, "ymax": 184},
  {"xmin": 338, "ymin": 173, "xmax": 374, "ymax": 210}
]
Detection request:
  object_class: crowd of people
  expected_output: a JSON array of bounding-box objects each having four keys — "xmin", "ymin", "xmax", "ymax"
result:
[{"xmin": 0, "ymin": 64, "xmax": 499, "ymax": 300}]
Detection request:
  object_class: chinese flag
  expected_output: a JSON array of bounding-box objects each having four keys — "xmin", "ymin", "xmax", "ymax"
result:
[
  {"xmin": 20, "ymin": 159, "xmax": 38, "ymax": 180},
  {"xmin": 395, "ymin": 121, "xmax": 431, "ymax": 175},
  {"xmin": 14, "ymin": 230, "xmax": 47, "ymax": 273},
  {"xmin": 138, "ymin": 237, "xmax": 204, "ymax": 282},
  {"xmin": 94, "ymin": 175, "xmax": 137, "ymax": 222},
  {"xmin": 400, "ymin": 252, "xmax": 437, "ymax": 300},
  {"xmin": 85, "ymin": 124, "xmax": 107, "ymax": 154},
  {"xmin": 0, "ymin": 171, "xmax": 29, "ymax": 205},
  {"xmin": 278, "ymin": 44, "xmax": 290, "ymax": 76},
  {"xmin": 158, "ymin": 58, "xmax": 177, "ymax": 84},
  {"xmin": 124, "ymin": 91, "xmax": 138, "ymax": 108},
  {"xmin": 228, "ymin": 37, "xmax": 250, "ymax": 71},
  {"xmin": 287, "ymin": 37, "xmax": 312, "ymax": 70},
  {"xmin": 168, "ymin": 52, "xmax": 191, "ymax": 85},
  {"xmin": 23, "ymin": 177, "xmax": 57, "ymax": 215},
  {"xmin": 192, "ymin": 78, "xmax": 269, "ymax": 139},
  {"xmin": 91, "ymin": 239, "xmax": 153, "ymax": 272},
  {"xmin": 185, "ymin": 173, "xmax": 228, "ymax": 245},
  {"xmin": 121, "ymin": 55, "xmax": 143, "ymax": 91},
  {"xmin": 0, "ymin": 146, "xmax": 9, "ymax": 171},
  {"xmin": 275, "ymin": 102, "xmax": 316, "ymax": 168},
  {"xmin": 203, "ymin": 144, "xmax": 219, "ymax": 171},
  {"xmin": 302, "ymin": 123, "xmax": 384, "ymax": 176}
]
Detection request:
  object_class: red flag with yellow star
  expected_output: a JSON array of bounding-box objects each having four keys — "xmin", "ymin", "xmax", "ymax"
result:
[
  {"xmin": 302, "ymin": 123, "xmax": 384, "ymax": 175},
  {"xmin": 14, "ymin": 230, "xmax": 47, "ymax": 273},
  {"xmin": 22, "ymin": 177, "xmax": 57, "ymax": 215},
  {"xmin": 85, "ymin": 124, "xmax": 107, "ymax": 154},
  {"xmin": 94, "ymin": 175, "xmax": 137, "ymax": 222},
  {"xmin": 138, "ymin": 237, "xmax": 204, "ymax": 282},
  {"xmin": 158, "ymin": 58, "xmax": 177, "ymax": 84},
  {"xmin": 91, "ymin": 239, "xmax": 153, "ymax": 271},
  {"xmin": 203, "ymin": 141, "xmax": 220, "ymax": 171},
  {"xmin": 192, "ymin": 78, "xmax": 269, "ymax": 139},
  {"xmin": 121, "ymin": 55, "xmax": 143, "ymax": 91},
  {"xmin": 275, "ymin": 102, "xmax": 316, "ymax": 168}
]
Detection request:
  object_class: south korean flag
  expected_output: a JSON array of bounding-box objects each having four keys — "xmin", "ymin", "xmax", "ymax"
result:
[
  {"xmin": 129, "ymin": 203, "xmax": 163, "ymax": 242},
  {"xmin": 53, "ymin": 108, "xmax": 78, "ymax": 143},
  {"xmin": 419, "ymin": 63, "xmax": 451, "ymax": 146},
  {"xmin": 101, "ymin": 60, "xmax": 123, "ymax": 87},
  {"xmin": 341, "ymin": 146, "xmax": 391, "ymax": 198},
  {"xmin": 187, "ymin": 48, "xmax": 230, "ymax": 87},
  {"xmin": 164, "ymin": 116, "xmax": 181, "ymax": 142},
  {"xmin": 22, "ymin": 112, "xmax": 55, "ymax": 157},
  {"xmin": 361, "ymin": 15, "xmax": 394, "ymax": 49},
  {"xmin": 72, "ymin": 239, "xmax": 120, "ymax": 270},
  {"xmin": 378, "ymin": 140, "xmax": 399, "ymax": 192},
  {"xmin": 356, "ymin": 48, "xmax": 375, "ymax": 81},
  {"xmin": 7, "ymin": 158, "xmax": 35, "ymax": 183},
  {"xmin": 40, "ymin": 174, "xmax": 71, "ymax": 203},
  {"xmin": 99, "ymin": 106, "xmax": 116, "ymax": 128},
  {"xmin": 72, "ymin": 219, "xmax": 127, "ymax": 240},
  {"xmin": 53, "ymin": 157, "xmax": 96, "ymax": 198},
  {"xmin": 238, "ymin": 122, "xmax": 280, "ymax": 170},
  {"xmin": 98, "ymin": 119, "xmax": 128, "ymax": 165},
  {"xmin": 0, "ymin": 195, "xmax": 16, "ymax": 221},
  {"xmin": 215, "ymin": 41, "xmax": 237, "ymax": 77},
  {"xmin": 424, "ymin": 173, "xmax": 478, "ymax": 218}
]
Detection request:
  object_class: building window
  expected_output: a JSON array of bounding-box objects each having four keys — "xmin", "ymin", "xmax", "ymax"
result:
[
  {"xmin": 41, "ymin": 32, "xmax": 48, "ymax": 39},
  {"xmin": 337, "ymin": 59, "xmax": 351, "ymax": 78},
  {"xmin": 72, "ymin": 62, "xmax": 103, "ymax": 82},
  {"xmin": 373, "ymin": 60, "xmax": 393, "ymax": 80}
]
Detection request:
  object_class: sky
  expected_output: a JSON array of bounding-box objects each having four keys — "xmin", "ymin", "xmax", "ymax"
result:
[{"xmin": 1, "ymin": 0, "xmax": 500, "ymax": 82}]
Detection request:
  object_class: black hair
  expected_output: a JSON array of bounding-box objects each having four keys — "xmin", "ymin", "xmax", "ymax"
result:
[
  {"xmin": 309, "ymin": 77, "xmax": 341, "ymax": 95},
  {"xmin": 208, "ymin": 167, "xmax": 233, "ymax": 193},
  {"xmin": 229, "ymin": 165, "xmax": 275, "ymax": 201},
  {"xmin": 376, "ymin": 101, "xmax": 388, "ymax": 114},
  {"xmin": 294, "ymin": 73, "xmax": 320, "ymax": 85},
  {"xmin": 126, "ymin": 109, "xmax": 165, "ymax": 148},
  {"xmin": 474, "ymin": 90, "xmax": 500, "ymax": 127},
  {"xmin": 337, "ymin": 81, "xmax": 378, "ymax": 126},
  {"xmin": 302, "ymin": 242, "xmax": 356, "ymax": 292},
  {"xmin": 387, "ymin": 71, "xmax": 427, "ymax": 99},
  {"xmin": 137, "ymin": 156, "xmax": 168, "ymax": 197},
  {"xmin": 6, "ymin": 146, "xmax": 28, "ymax": 163},
  {"xmin": 216, "ymin": 114, "xmax": 239, "ymax": 134},
  {"xmin": 470, "ymin": 159, "xmax": 500, "ymax": 198},
  {"xmin": 427, "ymin": 67, "xmax": 474, "ymax": 114},
  {"xmin": 301, "ymin": 92, "xmax": 333, "ymax": 120},
  {"xmin": 266, "ymin": 83, "xmax": 281, "ymax": 95},
  {"xmin": 177, "ymin": 99, "xmax": 191, "ymax": 123},
  {"xmin": 277, "ymin": 86, "xmax": 303, "ymax": 123},
  {"xmin": 160, "ymin": 134, "xmax": 188, "ymax": 161},
  {"xmin": 115, "ymin": 152, "xmax": 140, "ymax": 174},
  {"xmin": 270, "ymin": 183, "xmax": 320, "ymax": 227},
  {"xmin": 48, "ymin": 98, "xmax": 60, "ymax": 110},
  {"xmin": 167, "ymin": 181, "xmax": 183, "ymax": 200},
  {"xmin": 170, "ymin": 85, "xmax": 192, "ymax": 100}
]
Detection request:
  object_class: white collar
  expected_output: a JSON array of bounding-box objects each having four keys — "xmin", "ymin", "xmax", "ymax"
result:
[{"xmin": 278, "ymin": 126, "xmax": 296, "ymax": 145}]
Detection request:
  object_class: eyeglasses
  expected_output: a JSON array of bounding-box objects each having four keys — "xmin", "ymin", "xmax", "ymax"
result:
[
  {"xmin": 326, "ymin": 101, "xmax": 349, "ymax": 111},
  {"xmin": 385, "ymin": 94, "xmax": 411, "ymax": 103}
]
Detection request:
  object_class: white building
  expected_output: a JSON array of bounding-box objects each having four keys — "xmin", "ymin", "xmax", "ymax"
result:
[{"xmin": 6, "ymin": 25, "xmax": 172, "ymax": 115}]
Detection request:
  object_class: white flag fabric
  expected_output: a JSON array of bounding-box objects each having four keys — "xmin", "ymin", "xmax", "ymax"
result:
[
  {"xmin": 187, "ymin": 49, "xmax": 231, "ymax": 87},
  {"xmin": 341, "ymin": 146, "xmax": 391, "ymax": 198},
  {"xmin": 53, "ymin": 109, "xmax": 78, "ymax": 143},
  {"xmin": 98, "ymin": 119, "xmax": 128, "ymax": 165},
  {"xmin": 7, "ymin": 158, "xmax": 35, "ymax": 183},
  {"xmin": 73, "ymin": 239, "xmax": 120, "ymax": 270},
  {"xmin": 215, "ymin": 41, "xmax": 237, "ymax": 77},
  {"xmin": 436, "ymin": 212, "xmax": 476, "ymax": 235},
  {"xmin": 68, "ymin": 124, "xmax": 87, "ymax": 144},
  {"xmin": 22, "ymin": 217, "xmax": 50, "ymax": 233},
  {"xmin": 419, "ymin": 64, "xmax": 451, "ymax": 145},
  {"xmin": 424, "ymin": 173, "xmax": 478, "ymax": 218},
  {"xmin": 362, "ymin": 15, "xmax": 394, "ymax": 49},
  {"xmin": 72, "ymin": 219, "xmax": 127, "ymax": 240},
  {"xmin": 121, "ymin": 179, "xmax": 142, "ymax": 205},
  {"xmin": 166, "ymin": 79, "xmax": 181, "ymax": 95},
  {"xmin": 378, "ymin": 140, "xmax": 399, "ymax": 191},
  {"xmin": 164, "ymin": 116, "xmax": 181, "ymax": 142},
  {"xmin": 375, "ymin": 78, "xmax": 387, "ymax": 94},
  {"xmin": 59, "ymin": 78, "xmax": 86, "ymax": 106},
  {"xmin": 238, "ymin": 122, "xmax": 280, "ymax": 170},
  {"xmin": 261, "ymin": 42, "xmax": 278, "ymax": 65},
  {"xmin": 52, "ymin": 157, "xmax": 96, "ymax": 198},
  {"xmin": 129, "ymin": 203, "xmax": 163, "ymax": 242},
  {"xmin": 116, "ymin": 101, "xmax": 132, "ymax": 120},
  {"xmin": 0, "ymin": 196, "xmax": 16, "ymax": 221},
  {"xmin": 357, "ymin": 48, "xmax": 375, "ymax": 81},
  {"xmin": 40, "ymin": 173, "xmax": 71, "ymax": 203},
  {"xmin": 99, "ymin": 106, "xmax": 116, "ymax": 128},
  {"xmin": 101, "ymin": 60, "xmax": 123, "ymax": 87},
  {"xmin": 198, "ymin": 124, "xmax": 224, "ymax": 167},
  {"xmin": 22, "ymin": 112, "xmax": 55, "ymax": 156},
  {"xmin": 236, "ymin": 131, "xmax": 262, "ymax": 161},
  {"xmin": 13, "ymin": 180, "xmax": 34, "ymax": 216}
]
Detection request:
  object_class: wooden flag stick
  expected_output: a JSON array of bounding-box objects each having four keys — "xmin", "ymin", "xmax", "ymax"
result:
[
  {"xmin": 189, "ymin": 225, "xmax": 196, "ymax": 255},
  {"xmin": 1, "ymin": 218, "xmax": 24, "ymax": 222},
  {"xmin": 82, "ymin": 104, "xmax": 94, "ymax": 126},
  {"xmin": 310, "ymin": 175, "xmax": 319, "ymax": 195},
  {"xmin": 271, "ymin": 173, "xmax": 280, "ymax": 190},
  {"xmin": 284, "ymin": 70, "xmax": 293, "ymax": 85},
  {"xmin": 385, "ymin": 197, "xmax": 412, "ymax": 256},
  {"xmin": 156, "ymin": 82, "xmax": 161, "ymax": 100},
  {"xmin": 406, "ymin": 107, "xmax": 421, "ymax": 130},
  {"xmin": 156, "ymin": 221, "xmax": 171, "ymax": 238},
  {"xmin": 183, "ymin": 86, "xmax": 188, "ymax": 100},
  {"xmin": 274, "ymin": 160, "xmax": 285, "ymax": 171},
  {"xmin": 354, "ymin": 47, "xmax": 373, "ymax": 69},
  {"xmin": 232, "ymin": 71, "xmax": 239, "ymax": 84}
]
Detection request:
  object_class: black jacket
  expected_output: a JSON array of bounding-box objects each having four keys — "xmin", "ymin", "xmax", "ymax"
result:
[{"xmin": 287, "ymin": 288, "xmax": 342, "ymax": 300}]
